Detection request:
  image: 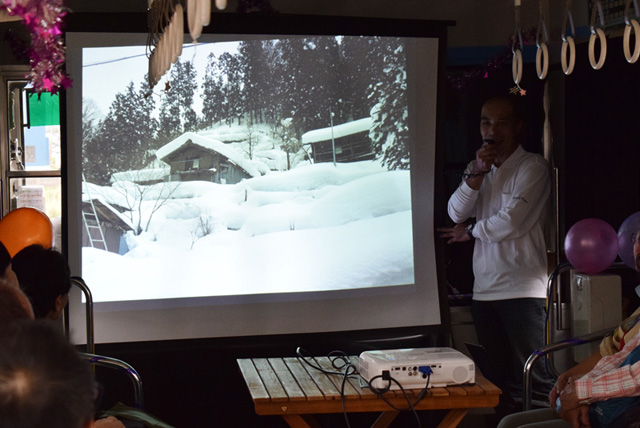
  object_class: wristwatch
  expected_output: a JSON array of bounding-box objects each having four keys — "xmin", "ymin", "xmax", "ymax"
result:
[{"xmin": 465, "ymin": 223, "xmax": 475, "ymax": 239}]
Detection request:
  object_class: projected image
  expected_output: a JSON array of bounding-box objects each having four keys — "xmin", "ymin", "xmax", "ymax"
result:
[{"xmin": 81, "ymin": 35, "xmax": 414, "ymax": 303}]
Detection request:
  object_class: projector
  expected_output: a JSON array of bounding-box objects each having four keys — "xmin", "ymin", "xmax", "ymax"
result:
[{"xmin": 358, "ymin": 347, "xmax": 475, "ymax": 389}]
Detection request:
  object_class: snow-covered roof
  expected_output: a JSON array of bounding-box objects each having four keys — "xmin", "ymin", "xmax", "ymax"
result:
[
  {"xmin": 301, "ymin": 117, "xmax": 372, "ymax": 145},
  {"xmin": 156, "ymin": 132, "xmax": 261, "ymax": 178},
  {"xmin": 81, "ymin": 182, "xmax": 134, "ymax": 231},
  {"xmin": 90, "ymin": 199, "xmax": 135, "ymax": 231},
  {"xmin": 111, "ymin": 167, "xmax": 169, "ymax": 184}
]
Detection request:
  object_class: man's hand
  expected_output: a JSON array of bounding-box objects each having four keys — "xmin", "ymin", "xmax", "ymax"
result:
[
  {"xmin": 549, "ymin": 351, "xmax": 601, "ymax": 411},
  {"xmin": 550, "ymin": 372, "xmax": 570, "ymax": 411},
  {"xmin": 475, "ymin": 142, "xmax": 497, "ymax": 172},
  {"xmin": 437, "ymin": 223, "xmax": 472, "ymax": 244},
  {"xmin": 559, "ymin": 377, "xmax": 582, "ymax": 417}
]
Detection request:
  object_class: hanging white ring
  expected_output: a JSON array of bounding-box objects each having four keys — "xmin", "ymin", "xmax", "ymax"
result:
[
  {"xmin": 588, "ymin": 27, "xmax": 607, "ymax": 70},
  {"xmin": 561, "ymin": 36, "xmax": 576, "ymax": 75},
  {"xmin": 536, "ymin": 42, "xmax": 549, "ymax": 79},
  {"xmin": 623, "ymin": 19, "xmax": 640, "ymax": 63},
  {"xmin": 512, "ymin": 49, "xmax": 523, "ymax": 85}
]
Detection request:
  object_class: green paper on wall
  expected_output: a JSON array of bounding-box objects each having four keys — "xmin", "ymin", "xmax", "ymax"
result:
[{"xmin": 27, "ymin": 92, "xmax": 60, "ymax": 126}]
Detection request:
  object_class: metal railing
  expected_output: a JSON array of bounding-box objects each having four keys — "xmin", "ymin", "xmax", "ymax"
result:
[
  {"xmin": 523, "ymin": 329, "xmax": 609, "ymax": 410},
  {"xmin": 82, "ymin": 353, "xmax": 144, "ymax": 409},
  {"xmin": 71, "ymin": 276, "xmax": 95, "ymax": 354}
]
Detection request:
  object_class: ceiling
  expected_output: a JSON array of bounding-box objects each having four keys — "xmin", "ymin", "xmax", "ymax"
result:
[{"xmin": 64, "ymin": 0, "xmax": 590, "ymax": 48}]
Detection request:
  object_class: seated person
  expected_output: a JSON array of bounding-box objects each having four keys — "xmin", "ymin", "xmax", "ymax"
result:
[
  {"xmin": 498, "ymin": 229, "xmax": 640, "ymax": 428},
  {"xmin": 0, "ymin": 240, "xmax": 19, "ymax": 288},
  {"xmin": 12, "ymin": 244, "xmax": 71, "ymax": 320},
  {"xmin": 0, "ymin": 320, "xmax": 97, "ymax": 428},
  {"xmin": 9, "ymin": 245, "xmax": 149, "ymax": 428}
]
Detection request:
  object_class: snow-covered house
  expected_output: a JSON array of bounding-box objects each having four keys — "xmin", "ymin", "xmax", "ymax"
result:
[
  {"xmin": 155, "ymin": 132, "xmax": 261, "ymax": 184},
  {"xmin": 301, "ymin": 117, "xmax": 374, "ymax": 163}
]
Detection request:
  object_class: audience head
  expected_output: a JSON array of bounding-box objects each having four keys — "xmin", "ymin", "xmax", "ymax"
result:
[
  {"xmin": 0, "ymin": 280, "xmax": 34, "ymax": 326},
  {"xmin": 12, "ymin": 244, "xmax": 71, "ymax": 320},
  {"xmin": 0, "ymin": 240, "xmax": 18, "ymax": 288},
  {"xmin": 0, "ymin": 320, "xmax": 96, "ymax": 428}
]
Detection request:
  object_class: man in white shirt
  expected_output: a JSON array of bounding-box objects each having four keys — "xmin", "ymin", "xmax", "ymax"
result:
[{"xmin": 439, "ymin": 95, "xmax": 553, "ymax": 405}]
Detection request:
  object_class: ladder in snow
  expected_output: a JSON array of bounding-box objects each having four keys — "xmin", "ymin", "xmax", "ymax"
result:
[{"xmin": 82, "ymin": 174, "xmax": 108, "ymax": 251}]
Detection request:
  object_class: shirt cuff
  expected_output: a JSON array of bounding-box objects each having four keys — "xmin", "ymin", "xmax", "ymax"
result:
[
  {"xmin": 574, "ymin": 376, "xmax": 593, "ymax": 403},
  {"xmin": 460, "ymin": 180, "xmax": 479, "ymax": 196}
]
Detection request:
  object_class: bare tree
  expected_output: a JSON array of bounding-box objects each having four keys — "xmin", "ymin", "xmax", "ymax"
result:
[
  {"xmin": 111, "ymin": 170, "xmax": 181, "ymax": 235},
  {"xmin": 190, "ymin": 209, "xmax": 215, "ymax": 249},
  {"xmin": 243, "ymin": 121, "xmax": 259, "ymax": 160},
  {"xmin": 82, "ymin": 98, "xmax": 102, "ymax": 142}
]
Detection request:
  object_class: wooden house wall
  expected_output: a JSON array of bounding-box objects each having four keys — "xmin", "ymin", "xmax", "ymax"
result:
[
  {"xmin": 166, "ymin": 145, "xmax": 251, "ymax": 184},
  {"xmin": 311, "ymin": 131, "xmax": 373, "ymax": 163}
]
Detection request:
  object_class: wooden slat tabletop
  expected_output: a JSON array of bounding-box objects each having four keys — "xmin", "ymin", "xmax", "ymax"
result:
[
  {"xmin": 282, "ymin": 357, "xmax": 325, "ymax": 401},
  {"xmin": 238, "ymin": 356, "xmax": 501, "ymax": 418}
]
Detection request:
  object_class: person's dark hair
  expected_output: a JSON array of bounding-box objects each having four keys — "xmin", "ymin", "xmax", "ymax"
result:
[
  {"xmin": 0, "ymin": 240, "xmax": 10, "ymax": 275},
  {"xmin": 12, "ymin": 244, "xmax": 71, "ymax": 318},
  {"xmin": 0, "ymin": 320, "xmax": 95, "ymax": 428},
  {"xmin": 0, "ymin": 281, "xmax": 33, "ymax": 327}
]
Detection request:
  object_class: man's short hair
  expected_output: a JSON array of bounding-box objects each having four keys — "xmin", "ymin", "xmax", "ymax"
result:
[
  {"xmin": 0, "ymin": 320, "xmax": 95, "ymax": 428},
  {"xmin": 483, "ymin": 94, "xmax": 524, "ymax": 121},
  {"xmin": 12, "ymin": 244, "xmax": 71, "ymax": 318}
]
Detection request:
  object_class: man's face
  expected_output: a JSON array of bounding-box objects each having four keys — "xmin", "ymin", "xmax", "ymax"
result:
[{"xmin": 480, "ymin": 98, "xmax": 521, "ymax": 160}]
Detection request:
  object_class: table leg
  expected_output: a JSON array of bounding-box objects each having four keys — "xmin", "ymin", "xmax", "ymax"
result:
[
  {"xmin": 370, "ymin": 410, "xmax": 399, "ymax": 428},
  {"xmin": 282, "ymin": 414, "xmax": 322, "ymax": 428},
  {"xmin": 436, "ymin": 409, "xmax": 469, "ymax": 428}
]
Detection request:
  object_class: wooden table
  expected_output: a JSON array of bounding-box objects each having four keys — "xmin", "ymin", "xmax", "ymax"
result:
[{"xmin": 237, "ymin": 355, "xmax": 501, "ymax": 428}]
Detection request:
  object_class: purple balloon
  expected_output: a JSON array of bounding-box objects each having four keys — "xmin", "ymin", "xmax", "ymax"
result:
[
  {"xmin": 618, "ymin": 211, "xmax": 640, "ymax": 269},
  {"xmin": 564, "ymin": 218, "xmax": 619, "ymax": 274}
]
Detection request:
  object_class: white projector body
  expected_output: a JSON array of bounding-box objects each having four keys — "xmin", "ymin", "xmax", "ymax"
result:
[{"xmin": 358, "ymin": 347, "xmax": 475, "ymax": 389}]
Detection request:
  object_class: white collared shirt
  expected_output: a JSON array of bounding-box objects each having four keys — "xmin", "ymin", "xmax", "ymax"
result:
[{"xmin": 448, "ymin": 145, "xmax": 551, "ymax": 300}]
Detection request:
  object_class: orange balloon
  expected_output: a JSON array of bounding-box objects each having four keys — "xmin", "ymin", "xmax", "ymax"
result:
[{"xmin": 0, "ymin": 207, "xmax": 53, "ymax": 257}]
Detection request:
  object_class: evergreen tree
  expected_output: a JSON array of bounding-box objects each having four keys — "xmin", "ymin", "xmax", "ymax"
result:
[
  {"xmin": 260, "ymin": 40, "xmax": 281, "ymax": 127},
  {"xmin": 338, "ymin": 36, "xmax": 384, "ymax": 120},
  {"xmin": 239, "ymin": 39, "xmax": 270, "ymax": 124},
  {"xmin": 156, "ymin": 59, "xmax": 199, "ymax": 144},
  {"xmin": 273, "ymin": 38, "xmax": 306, "ymax": 135},
  {"xmin": 369, "ymin": 38, "xmax": 410, "ymax": 170},
  {"xmin": 170, "ymin": 59, "xmax": 199, "ymax": 132},
  {"xmin": 217, "ymin": 52, "xmax": 244, "ymax": 125},
  {"xmin": 296, "ymin": 36, "xmax": 341, "ymax": 132},
  {"xmin": 201, "ymin": 52, "xmax": 225, "ymax": 129},
  {"xmin": 83, "ymin": 123, "xmax": 107, "ymax": 185},
  {"xmin": 157, "ymin": 91, "xmax": 181, "ymax": 145},
  {"xmin": 84, "ymin": 81, "xmax": 157, "ymax": 184},
  {"xmin": 137, "ymin": 75, "xmax": 158, "ymax": 150}
]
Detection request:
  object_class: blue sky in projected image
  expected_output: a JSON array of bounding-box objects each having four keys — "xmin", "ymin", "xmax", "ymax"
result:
[{"xmin": 82, "ymin": 41, "xmax": 239, "ymax": 118}]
